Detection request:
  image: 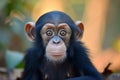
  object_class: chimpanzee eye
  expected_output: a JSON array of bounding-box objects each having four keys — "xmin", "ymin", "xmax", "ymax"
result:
[
  {"xmin": 59, "ymin": 29, "xmax": 67, "ymax": 36},
  {"xmin": 46, "ymin": 29, "xmax": 54, "ymax": 36}
]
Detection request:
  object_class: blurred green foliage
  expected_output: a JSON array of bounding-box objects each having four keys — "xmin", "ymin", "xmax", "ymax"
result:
[
  {"xmin": 0, "ymin": 0, "xmax": 38, "ymax": 53},
  {"xmin": 5, "ymin": 50, "xmax": 24, "ymax": 69},
  {"xmin": 0, "ymin": 0, "xmax": 38, "ymax": 68},
  {"xmin": 63, "ymin": 0, "xmax": 86, "ymax": 20},
  {"xmin": 102, "ymin": 0, "xmax": 120, "ymax": 50}
]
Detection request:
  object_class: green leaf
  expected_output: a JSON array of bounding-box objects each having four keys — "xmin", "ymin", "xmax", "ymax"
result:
[{"xmin": 5, "ymin": 50, "xmax": 24, "ymax": 70}]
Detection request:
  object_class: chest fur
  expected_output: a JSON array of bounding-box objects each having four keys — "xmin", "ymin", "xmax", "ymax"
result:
[{"xmin": 40, "ymin": 61, "xmax": 76, "ymax": 80}]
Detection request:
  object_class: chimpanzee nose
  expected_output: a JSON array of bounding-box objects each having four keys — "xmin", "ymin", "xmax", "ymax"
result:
[{"xmin": 52, "ymin": 36, "xmax": 61, "ymax": 44}]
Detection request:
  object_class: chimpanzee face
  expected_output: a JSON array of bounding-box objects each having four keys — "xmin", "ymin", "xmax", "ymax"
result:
[{"xmin": 40, "ymin": 23, "xmax": 72, "ymax": 62}]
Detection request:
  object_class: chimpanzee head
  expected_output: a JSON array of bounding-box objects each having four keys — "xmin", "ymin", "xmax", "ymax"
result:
[{"xmin": 24, "ymin": 11, "xmax": 84, "ymax": 63}]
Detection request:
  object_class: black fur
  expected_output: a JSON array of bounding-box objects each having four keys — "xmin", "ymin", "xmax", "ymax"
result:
[{"xmin": 23, "ymin": 11, "xmax": 103, "ymax": 80}]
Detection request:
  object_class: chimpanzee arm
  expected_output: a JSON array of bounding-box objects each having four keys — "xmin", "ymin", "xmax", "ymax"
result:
[
  {"xmin": 22, "ymin": 48, "xmax": 43, "ymax": 80},
  {"xmin": 67, "ymin": 41, "xmax": 103, "ymax": 80},
  {"xmin": 66, "ymin": 60, "xmax": 103, "ymax": 80}
]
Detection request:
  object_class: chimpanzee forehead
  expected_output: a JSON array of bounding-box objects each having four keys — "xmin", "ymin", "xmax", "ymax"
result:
[{"xmin": 36, "ymin": 11, "xmax": 74, "ymax": 26}]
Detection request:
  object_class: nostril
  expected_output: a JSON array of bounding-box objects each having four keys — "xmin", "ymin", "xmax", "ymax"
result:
[{"xmin": 53, "ymin": 40, "xmax": 60, "ymax": 44}]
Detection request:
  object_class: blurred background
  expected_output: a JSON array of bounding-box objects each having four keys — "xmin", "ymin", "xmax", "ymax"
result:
[{"xmin": 0, "ymin": 0, "xmax": 120, "ymax": 80}]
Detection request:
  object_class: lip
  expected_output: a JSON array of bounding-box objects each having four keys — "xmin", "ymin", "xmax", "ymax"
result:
[{"xmin": 49, "ymin": 51, "xmax": 64, "ymax": 56}]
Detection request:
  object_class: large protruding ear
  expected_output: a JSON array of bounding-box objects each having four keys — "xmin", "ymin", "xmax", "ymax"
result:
[
  {"xmin": 75, "ymin": 21, "xmax": 84, "ymax": 39},
  {"xmin": 24, "ymin": 22, "xmax": 35, "ymax": 42}
]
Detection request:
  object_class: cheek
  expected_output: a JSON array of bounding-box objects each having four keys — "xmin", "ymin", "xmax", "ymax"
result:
[
  {"xmin": 41, "ymin": 34, "xmax": 51, "ymax": 46},
  {"xmin": 63, "ymin": 34, "xmax": 71, "ymax": 47},
  {"xmin": 45, "ymin": 40, "xmax": 67, "ymax": 62}
]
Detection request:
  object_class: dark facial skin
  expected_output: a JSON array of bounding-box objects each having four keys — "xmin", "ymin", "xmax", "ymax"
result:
[
  {"xmin": 40, "ymin": 23, "xmax": 72, "ymax": 62},
  {"xmin": 41, "ymin": 23, "xmax": 72, "ymax": 47}
]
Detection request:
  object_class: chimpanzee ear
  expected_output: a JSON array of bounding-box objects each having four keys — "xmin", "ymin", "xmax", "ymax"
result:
[
  {"xmin": 75, "ymin": 21, "xmax": 84, "ymax": 40},
  {"xmin": 25, "ymin": 22, "xmax": 35, "ymax": 42}
]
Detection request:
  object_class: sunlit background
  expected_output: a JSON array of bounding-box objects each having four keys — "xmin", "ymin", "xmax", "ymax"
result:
[{"xmin": 0, "ymin": 0, "xmax": 120, "ymax": 79}]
